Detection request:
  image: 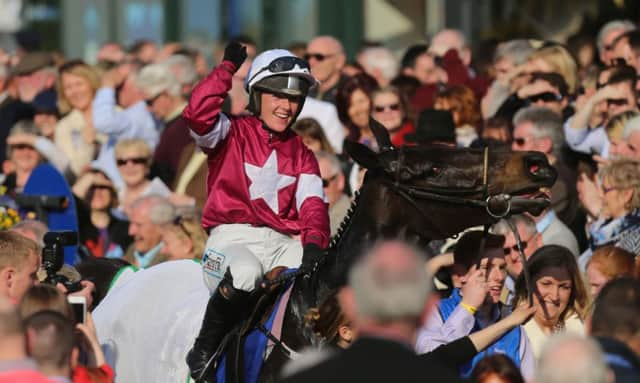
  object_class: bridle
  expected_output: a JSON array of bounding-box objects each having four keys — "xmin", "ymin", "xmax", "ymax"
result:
[
  {"xmin": 381, "ymin": 146, "xmax": 534, "ymax": 305},
  {"xmin": 380, "ymin": 146, "xmax": 514, "ymax": 221}
]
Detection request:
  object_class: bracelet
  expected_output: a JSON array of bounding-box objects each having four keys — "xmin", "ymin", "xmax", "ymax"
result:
[{"xmin": 460, "ymin": 302, "xmax": 477, "ymax": 315}]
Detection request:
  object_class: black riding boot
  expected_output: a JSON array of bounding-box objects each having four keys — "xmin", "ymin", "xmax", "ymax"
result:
[{"xmin": 187, "ymin": 277, "xmax": 249, "ymax": 383}]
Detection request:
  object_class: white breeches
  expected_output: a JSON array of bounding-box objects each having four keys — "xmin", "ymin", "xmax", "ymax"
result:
[{"xmin": 201, "ymin": 224, "xmax": 302, "ymax": 293}]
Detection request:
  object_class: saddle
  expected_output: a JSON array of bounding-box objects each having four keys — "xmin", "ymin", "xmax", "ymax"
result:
[{"xmin": 217, "ymin": 266, "xmax": 295, "ymax": 383}]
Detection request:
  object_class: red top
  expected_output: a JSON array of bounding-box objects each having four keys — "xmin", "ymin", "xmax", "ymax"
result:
[
  {"xmin": 390, "ymin": 120, "xmax": 416, "ymax": 147},
  {"xmin": 182, "ymin": 61, "xmax": 330, "ymax": 248},
  {"xmin": 0, "ymin": 370, "xmax": 56, "ymax": 383},
  {"xmin": 73, "ymin": 364, "xmax": 114, "ymax": 383}
]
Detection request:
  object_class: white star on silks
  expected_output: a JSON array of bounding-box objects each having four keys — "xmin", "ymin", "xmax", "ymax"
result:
[{"xmin": 244, "ymin": 150, "xmax": 296, "ymax": 214}]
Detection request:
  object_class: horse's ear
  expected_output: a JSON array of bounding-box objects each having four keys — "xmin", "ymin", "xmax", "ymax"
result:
[
  {"xmin": 344, "ymin": 140, "xmax": 380, "ymax": 170},
  {"xmin": 370, "ymin": 117, "xmax": 394, "ymax": 152}
]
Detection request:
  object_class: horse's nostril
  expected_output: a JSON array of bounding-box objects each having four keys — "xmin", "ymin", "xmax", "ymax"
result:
[{"xmin": 529, "ymin": 163, "xmax": 541, "ymax": 175}]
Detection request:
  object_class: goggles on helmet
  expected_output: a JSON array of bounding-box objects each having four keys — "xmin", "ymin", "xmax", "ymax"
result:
[
  {"xmin": 253, "ymin": 74, "xmax": 311, "ymax": 97},
  {"xmin": 247, "ymin": 56, "xmax": 310, "ymax": 86}
]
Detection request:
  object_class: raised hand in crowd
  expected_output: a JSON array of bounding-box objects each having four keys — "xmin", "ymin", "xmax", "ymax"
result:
[
  {"xmin": 223, "ymin": 41, "xmax": 248, "ymax": 71},
  {"xmin": 460, "ymin": 264, "xmax": 489, "ymax": 310},
  {"xmin": 75, "ymin": 312, "xmax": 107, "ymax": 368},
  {"xmin": 57, "ymin": 279, "xmax": 96, "ymax": 310},
  {"xmin": 577, "ymin": 173, "xmax": 604, "ymax": 219}
]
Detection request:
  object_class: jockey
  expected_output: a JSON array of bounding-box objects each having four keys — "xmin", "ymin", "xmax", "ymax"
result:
[{"xmin": 182, "ymin": 42, "xmax": 330, "ymax": 382}]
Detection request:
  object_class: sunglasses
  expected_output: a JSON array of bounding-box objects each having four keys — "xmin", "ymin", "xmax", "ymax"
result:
[
  {"xmin": 512, "ymin": 137, "xmax": 535, "ymax": 147},
  {"xmin": 303, "ymin": 53, "xmax": 336, "ymax": 62},
  {"xmin": 322, "ymin": 174, "xmax": 338, "ymax": 187},
  {"xmin": 373, "ymin": 103, "xmax": 401, "ymax": 113},
  {"xmin": 116, "ymin": 157, "xmax": 148, "ymax": 166},
  {"xmin": 525, "ymin": 92, "xmax": 563, "ymax": 104},
  {"xmin": 247, "ymin": 56, "xmax": 310, "ymax": 85},
  {"xmin": 145, "ymin": 92, "xmax": 164, "ymax": 106},
  {"xmin": 503, "ymin": 241, "xmax": 528, "ymax": 255},
  {"xmin": 11, "ymin": 143, "xmax": 36, "ymax": 151},
  {"xmin": 607, "ymin": 98, "xmax": 628, "ymax": 107}
]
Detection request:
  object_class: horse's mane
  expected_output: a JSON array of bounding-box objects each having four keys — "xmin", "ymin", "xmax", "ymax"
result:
[{"xmin": 328, "ymin": 189, "xmax": 361, "ymax": 251}]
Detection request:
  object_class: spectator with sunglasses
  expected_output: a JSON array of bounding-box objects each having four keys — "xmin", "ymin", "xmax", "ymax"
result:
[
  {"xmin": 305, "ymin": 36, "xmax": 348, "ymax": 104},
  {"xmin": 491, "ymin": 215, "xmax": 543, "ymax": 306},
  {"xmin": 370, "ymin": 86, "xmax": 415, "ymax": 146},
  {"xmin": 72, "ymin": 168, "xmax": 132, "ymax": 259},
  {"xmin": 516, "ymin": 72, "xmax": 570, "ymax": 118},
  {"xmin": 113, "ymin": 138, "xmax": 170, "ymax": 217},
  {"xmin": 135, "ymin": 63, "xmax": 190, "ymax": 187},
  {"xmin": 182, "ymin": 42, "xmax": 329, "ymax": 381},
  {"xmin": 565, "ymin": 64, "xmax": 638, "ymax": 157}
]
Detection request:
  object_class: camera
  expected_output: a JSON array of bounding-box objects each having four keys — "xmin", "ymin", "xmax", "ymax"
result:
[{"xmin": 42, "ymin": 231, "xmax": 82, "ymax": 293}]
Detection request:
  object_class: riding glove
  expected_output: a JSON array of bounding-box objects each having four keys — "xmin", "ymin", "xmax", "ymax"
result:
[
  {"xmin": 301, "ymin": 243, "xmax": 325, "ymax": 273},
  {"xmin": 223, "ymin": 42, "xmax": 247, "ymax": 72}
]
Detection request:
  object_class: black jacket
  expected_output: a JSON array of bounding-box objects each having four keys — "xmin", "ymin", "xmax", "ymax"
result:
[
  {"xmin": 280, "ymin": 335, "xmax": 473, "ymax": 383},
  {"xmin": 595, "ymin": 336, "xmax": 640, "ymax": 383}
]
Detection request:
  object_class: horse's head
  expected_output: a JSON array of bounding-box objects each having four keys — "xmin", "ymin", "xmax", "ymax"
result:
[{"xmin": 345, "ymin": 118, "xmax": 557, "ymax": 240}]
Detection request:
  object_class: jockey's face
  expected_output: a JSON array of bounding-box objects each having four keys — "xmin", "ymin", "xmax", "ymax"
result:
[{"xmin": 259, "ymin": 92, "xmax": 301, "ymax": 132}]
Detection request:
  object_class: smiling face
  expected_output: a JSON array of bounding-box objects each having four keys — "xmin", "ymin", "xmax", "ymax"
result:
[
  {"xmin": 479, "ymin": 249, "xmax": 508, "ymax": 304},
  {"xmin": 348, "ymin": 89, "xmax": 371, "ymax": 129},
  {"xmin": 160, "ymin": 227, "xmax": 193, "ymax": 261},
  {"xmin": 61, "ymin": 72, "xmax": 94, "ymax": 112},
  {"xmin": 116, "ymin": 147, "xmax": 150, "ymax": 188},
  {"xmin": 259, "ymin": 92, "xmax": 302, "ymax": 132},
  {"xmin": 532, "ymin": 266, "xmax": 572, "ymax": 326},
  {"xmin": 371, "ymin": 91, "xmax": 404, "ymax": 132}
]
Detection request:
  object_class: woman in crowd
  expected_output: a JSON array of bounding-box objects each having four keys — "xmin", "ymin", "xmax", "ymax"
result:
[
  {"xmin": 1, "ymin": 121, "xmax": 45, "ymax": 200},
  {"xmin": 370, "ymin": 86, "xmax": 415, "ymax": 146},
  {"xmin": 304, "ymin": 289, "xmax": 354, "ymax": 349},
  {"xmin": 292, "ymin": 118, "xmax": 335, "ymax": 154},
  {"xmin": 434, "ymin": 85, "xmax": 481, "ymax": 147},
  {"xmin": 581, "ymin": 159, "xmax": 640, "ymax": 266},
  {"xmin": 586, "ymin": 245, "xmax": 639, "ymax": 296},
  {"xmin": 73, "ymin": 168, "xmax": 132, "ymax": 259},
  {"xmin": 471, "ymin": 354, "xmax": 525, "ymax": 383},
  {"xmin": 524, "ymin": 43, "xmax": 578, "ymax": 95},
  {"xmin": 335, "ymin": 72, "xmax": 379, "ymax": 149},
  {"xmin": 114, "ymin": 138, "xmax": 170, "ymax": 217},
  {"xmin": 157, "ymin": 209, "xmax": 207, "ymax": 262},
  {"xmin": 54, "ymin": 59, "xmax": 103, "ymax": 176},
  {"xmin": 513, "ymin": 245, "xmax": 589, "ymax": 358}
]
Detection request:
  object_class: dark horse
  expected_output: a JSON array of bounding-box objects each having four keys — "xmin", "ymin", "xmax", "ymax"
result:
[
  {"xmin": 254, "ymin": 123, "xmax": 557, "ymax": 382},
  {"xmin": 82, "ymin": 121, "xmax": 556, "ymax": 383}
]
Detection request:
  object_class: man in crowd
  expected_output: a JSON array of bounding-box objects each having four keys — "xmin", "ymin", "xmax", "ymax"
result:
[
  {"xmin": 91, "ymin": 60, "xmax": 157, "ymax": 189},
  {"xmin": 0, "ymin": 297, "xmax": 54, "ymax": 382},
  {"xmin": 536, "ymin": 334, "xmax": 610, "ymax": 383},
  {"xmin": 400, "ymin": 44, "xmax": 444, "ymax": 85},
  {"xmin": 305, "ymin": 36, "xmax": 347, "ymax": 104},
  {"xmin": 316, "ymin": 151, "xmax": 350, "ymax": 236},
  {"xmin": 0, "ymin": 231, "xmax": 40, "ymax": 305},
  {"xmin": 124, "ymin": 195, "xmax": 172, "ymax": 268},
  {"xmin": 136, "ymin": 63, "xmax": 190, "ymax": 186},
  {"xmin": 589, "ymin": 278, "xmax": 640, "ymax": 381},
  {"xmin": 597, "ymin": 19, "xmax": 636, "ymax": 65},
  {"xmin": 282, "ymin": 240, "xmax": 463, "ymax": 382},
  {"xmin": 512, "ymin": 106, "xmax": 581, "ymax": 247},
  {"xmin": 24, "ymin": 311, "xmax": 76, "ymax": 382}
]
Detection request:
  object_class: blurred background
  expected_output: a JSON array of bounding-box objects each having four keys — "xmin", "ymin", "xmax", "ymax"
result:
[{"xmin": 3, "ymin": 0, "xmax": 640, "ymax": 64}]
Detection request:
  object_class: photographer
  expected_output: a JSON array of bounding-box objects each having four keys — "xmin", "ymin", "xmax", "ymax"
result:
[{"xmin": 40, "ymin": 231, "xmax": 95, "ymax": 309}]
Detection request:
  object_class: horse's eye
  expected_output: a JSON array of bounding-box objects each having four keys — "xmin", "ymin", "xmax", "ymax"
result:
[{"xmin": 431, "ymin": 167, "xmax": 441, "ymax": 175}]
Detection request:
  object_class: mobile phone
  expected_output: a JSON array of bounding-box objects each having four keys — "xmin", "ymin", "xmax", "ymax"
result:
[{"xmin": 67, "ymin": 295, "xmax": 87, "ymax": 325}]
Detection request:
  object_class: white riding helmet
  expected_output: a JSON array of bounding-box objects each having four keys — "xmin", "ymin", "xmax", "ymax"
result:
[{"xmin": 244, "ymin": 49, "xmax": 317, "ymax": 115}]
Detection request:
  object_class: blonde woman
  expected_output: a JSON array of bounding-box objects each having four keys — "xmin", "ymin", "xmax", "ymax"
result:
[
  {"xmin": 155, "ymin": 206, "xmax": 207, "ymax": 262},
  {"xmin": 114, "ymin": 138, "xmax": 170, "ymax": 217},
  {"xmin": 525, "ymin": 44, "xmax": 579, "ymax": 95},
  {"xmin": 54, "ymin": 60, "xmax": 103, "ymax": 176}
]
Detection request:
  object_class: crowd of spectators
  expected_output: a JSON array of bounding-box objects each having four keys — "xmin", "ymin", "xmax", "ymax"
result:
[{"xmin": 2, "ymin": 17, "xmax": 640, "ymax": 382}]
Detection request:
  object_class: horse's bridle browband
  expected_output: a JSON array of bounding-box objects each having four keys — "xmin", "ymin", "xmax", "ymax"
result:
[{"xmin": 382, "ymin": 146, "xmax": 513, "ymax": 219}]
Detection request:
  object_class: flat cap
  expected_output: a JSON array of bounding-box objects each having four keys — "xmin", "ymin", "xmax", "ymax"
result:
[{"xmin": 12, "ymin": 52, "xmax": 54, "ymax": 76}]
